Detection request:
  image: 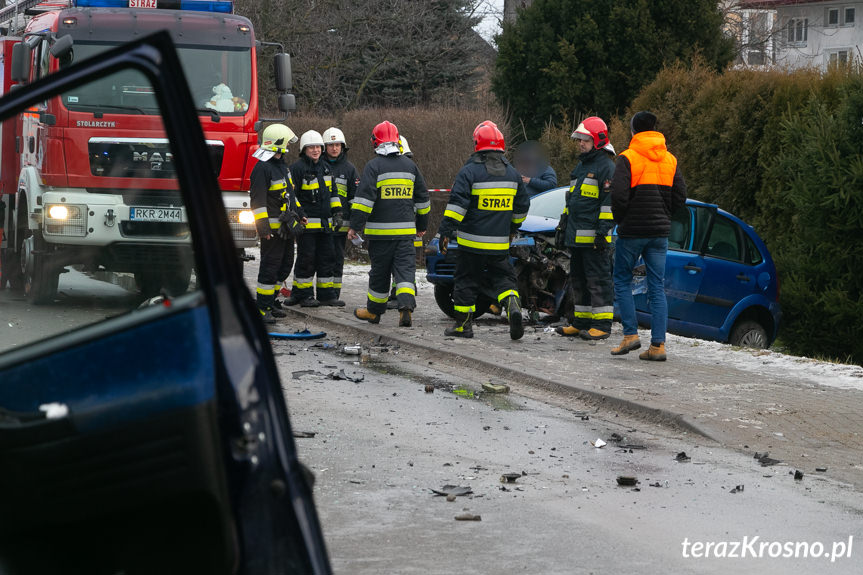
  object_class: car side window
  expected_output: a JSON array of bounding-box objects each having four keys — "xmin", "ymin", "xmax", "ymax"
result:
[
  {"xmin": 746, "ymin": 235, "xmax": 764, "ymax": 266},
  {"xmin": 705, "ymin": 215, "xmax": 743, "ymax": 262},
  {"xmin": 668, "ymin": 206, "xmax": 691, "ymax": 250},
  {"xmin": 691, "ymin": 206, "xmax": 713, "ymax": 253}
]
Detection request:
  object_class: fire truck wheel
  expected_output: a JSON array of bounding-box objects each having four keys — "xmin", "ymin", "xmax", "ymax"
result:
[
  {"xmin": 1, "ymin": 248, "xmax": 24, "ymax": 291},
  {"xmin": 21, "ymin": 233, "xmax": 59, "ymax": 305},
  {"xmin": 135, "ymin": 270, "xmax": 162, "ymax": 299},
  {"xmin": 162, "ymin": 265, "xmax": 192, "ymax": 297}
]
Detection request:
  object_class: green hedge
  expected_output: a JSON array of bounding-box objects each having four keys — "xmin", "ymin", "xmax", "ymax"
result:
[{"xmin": 542, "ymin": 63, "xmax": 863, "ymax": 363}]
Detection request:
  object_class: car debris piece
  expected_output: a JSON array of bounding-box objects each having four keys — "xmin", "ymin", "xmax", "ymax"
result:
[
  {"xmin": 454, "ymin": 513, "xmax": 481, "ymax": 521},
  {"xmin": 452, "ymin": 388, "xmax": 475, "ymax": 398},
  {"xmin": 446, "ymin": 494, "xmax": 457, "ymax": 502},
  {"xmin": 815, "ymin": 467, "xmax": 828, "ymax": 473},
  {"xmin": 342, "ymin": 345, "xmax": 361, "ymax": 355},
  {"xmin": 424, "ymin": 384, "xmax": 435, "ymax": 393},
  {"xmin": 649, "ymin": 482, "xmax": 663, "ymax": 488},
  {"xmin": 592, "ymin": 438, "xmax": 607, "ymax": 449},
  {"xmin": 730, "ymin": 485, "xmax": 744, "ymax": 494},
  {"xmin": 430, "ymin": 485, "xmax": 473, "ymax": 497},
  {"xmin": 500, "ymin": 473, "xmax": 521, "ymax": 484},
  {"xmin": 483, "ymin": 425, "xmax": 491, "ymax": 431},
  {"xmin": 609, "ymin": 433, "xmax": 624, "ymax": 443},
  {"xmin": 327, "ymin": 369, "xmax": 364, "ymax": 383},
  {"xmin": 269, "ymin": 329, "xmax": 326, "ymax": 340},
  {"xmin": 291, "ymin": 370, "xmax": 320, "ymax": 380},
  {"xmin": 619, "ymin": 444, "xmax": 646, "ymax": 450},
  {"xmin": 293, "ymin": 431, "xmax": 316, "ymax": 438},
  {"xmin": 616, "ymin": 476, "xmax": 638, "ymax": 486},
  {"xmin": 755, "ymin": 452, "xmax": 782, "ymax": 467},
  {"xmin": 794, "ymin": 470, "xmax": 804, "ymax": 481},
  {"xmin": 481, "ymin": 383, "xmax": 510, "ymax": 394},
  {"xmin": 675, "ymin": 452, "xmax": 691, "ymax": 462}
]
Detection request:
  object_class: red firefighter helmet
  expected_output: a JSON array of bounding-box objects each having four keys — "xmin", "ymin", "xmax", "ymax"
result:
[
  {"xmin": 472, "ymin": 120, "xmax": 499, "ymax": 141},
  {"xmin": 371, "ymin": 121, "xmax": 400, "ymax": 147},
  {"xmin": 474, "ymin": 122, "xmax": 505, "ymax": 152},
  {"xmin": 571, "ymin": 116, "xmax": 610, "ymax": 149}
]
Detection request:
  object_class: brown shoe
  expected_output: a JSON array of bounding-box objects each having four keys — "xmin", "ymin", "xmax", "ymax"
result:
[
  {"xmin": 579, "ymin": 328, "xmax": 610, "ymax": 341},
  {"xmin": 353, "ymin": 307, "xmax": 380, "ymax": 324},
  {"xmin": 554, "ymin": 325, "xmax": 580, "ymax": 337},
  {"xmin": 611, "ymin": 335, "xmax": 641, "ymax": 356},
  {"xmin": 399, "ymin": 309, "xmax": 412, "ymax": 327},
  {"xmin": 639, "ymin": 343, "xmax": 667, "ymax": 361}
]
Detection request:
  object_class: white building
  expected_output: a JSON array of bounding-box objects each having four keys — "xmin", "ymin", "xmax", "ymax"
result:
[{"xmin": 739, "ymin": 0, "xmax": 861, "ymax": 69}]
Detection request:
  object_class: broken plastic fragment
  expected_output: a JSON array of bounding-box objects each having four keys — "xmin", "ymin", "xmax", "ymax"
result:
[
  {"xmin": 454, "ymin": 513, "xmax": 481, "ymax": 521},
  {"xmin": 481, "ymin": 383, "xmax": 510, "ymax": 394},
  {"xmin": 730, "ymin": 485, "xmax": 744, "ymax": 494},
  {"xmin": 616, "ymin": 476, "xmax": 637, "ymax": 486},
  {"xmin": 431, "ymin": 485, "xmax": 473, "ymax": 497},
  {"xmin": 500, "ymin": 473, "xmax": 520, "ymax": 484},
  {"xmin": 675, "ymin": 451, "xmax": 691, "ymax": 462},
  {"xmin": 592, "ymin": 438, "xmax": 607, "ymax": 448}
]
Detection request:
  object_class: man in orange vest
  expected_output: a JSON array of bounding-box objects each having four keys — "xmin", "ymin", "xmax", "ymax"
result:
[{"xmin": 610, "ymin": 111, "xmax": 687, "ymax": 361}]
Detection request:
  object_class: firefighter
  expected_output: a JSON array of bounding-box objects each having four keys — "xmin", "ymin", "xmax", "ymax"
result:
[
  {"xmin": 349, "ymin": 121, "xmax": 430, "ymax": 328},
  {"xmin": 437, "ymin": 122, "xmax": 530, "ymax": 340},
  {"xmin": 288, "ymin": 130, "xmax": 344, "ymax": 307},
  {"xmin": 555, "ymin": 117, "xmax": 615, "ymax": 340},
  {"xmin": 386, "ymin": 135, "xmax": 422, "ymax": 309},
  {"xmin": 250, "ymin": 123, "xmax": 303, "ymax": 323},
  {"xmin": 322, "ymin": 127, "xmax": 359, "ymax": 299}
]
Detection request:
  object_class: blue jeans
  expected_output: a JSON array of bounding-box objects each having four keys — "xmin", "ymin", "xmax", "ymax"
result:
[{"xmin": 613, "ymin": 237, "xmax": 668, "ymax": 344}]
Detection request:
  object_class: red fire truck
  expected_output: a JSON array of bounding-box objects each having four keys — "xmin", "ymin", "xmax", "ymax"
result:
[{"xmin": 0, "ymin": 0, "xmax": 293, "ymax": 302}]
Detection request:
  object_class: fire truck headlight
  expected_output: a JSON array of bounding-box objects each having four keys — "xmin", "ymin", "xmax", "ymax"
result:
[
  {"xmin": 238, "ymin": 210, "xmax": 255, "ymax": 225},
  {"xmin": 48, "ymin": 205, "xmax": 70, "ymax": 220}
]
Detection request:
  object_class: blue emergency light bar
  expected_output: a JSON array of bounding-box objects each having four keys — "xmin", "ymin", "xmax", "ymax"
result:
[{"xmin": 73, "ymin": 0, "xmax": 233, "ymax": 13}]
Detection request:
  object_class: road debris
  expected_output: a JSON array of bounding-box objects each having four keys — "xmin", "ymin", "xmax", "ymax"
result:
[
  {"xmin": 616, "ymin": 476, "xmax": 638, "ymax": 486},
  {"xmin": 342, "ymin": 345, "xmax": 361, "ymax": 355},
  {"xmin": 454, "ymin": 513, "xmax": 481, "ymax": 521},
  {"xmin": 592, "ymin": 438, "xmax": 607, "ymax": 448},
  {"xmin": 481, "ymin": 383, "xmax": 510, "ymax": 394},
  {"xmin": 754, "ymin": 452, "xmax": 782, "ymax": 467},
  {"xmin": 609, "ymin": 432, "xmax": 624, "ymax": 443},
  {"xmin": 794, "ymin": 470, "xmax": 804, "ymax": 481},
  {"xmin": 327, "ymin": 369, "xmax": 364, "ymax": 383},
  {"xmin": 500, "ymin": 473, "xmax": 521, "ymax": 483},
  {"xmin": 730, "ymin": 485, "xmax": 745, "ymax": 494},
  {"xmin": 424, "ymin": 384, "xmax": 434, "ymax": 393},
  {"xmin": 293, "ymin": 431, "xmax": 316, "ymax": 438},
  {"xmin": 816, "ymin": 467, "xmax": 828, "ymax": 472},
  {"xmin": 675, "ymin": 451, "xmax": 691, "ymax": 462},
  {"xmin": 446, "ymin": 494, "xmax": 457, "ymax": 502},
  {"xmin": 431, "ymin": 485, "xmax": 473, "ymax": 497},
  {"xmin": 292, "ymin": 370, "xmax": 320, "ymax": 380}
]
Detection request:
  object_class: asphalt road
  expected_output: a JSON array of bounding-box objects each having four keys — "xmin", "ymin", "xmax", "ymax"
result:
[{"xmin": 278, "ymin": 316, "xmax": 863, "ymax": 575}]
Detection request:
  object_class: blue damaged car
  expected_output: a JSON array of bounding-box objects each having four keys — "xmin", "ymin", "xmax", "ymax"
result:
[{"xmin": 427, "ymin": 186, "xmax": 781, "ymax": 348}]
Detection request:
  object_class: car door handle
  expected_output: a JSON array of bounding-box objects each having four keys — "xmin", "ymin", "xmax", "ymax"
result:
[
  {"xmin": 736, "ymin": 274, "xmax": 750, "ymax": 282},
  {"xmin": 684, "ymin": 265, "xmax": 702, "ymax": 273}
]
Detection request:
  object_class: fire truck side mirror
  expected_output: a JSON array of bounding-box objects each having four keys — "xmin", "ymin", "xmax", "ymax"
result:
[
  {"xmin": 277, "ymin": 93, "xmax": 295, "ymax": 113},
  {"xmin": 274, "ymin": 53, "xmax": 292, "ymax": 93},
  {"xmin": 11, "ymin": 42, "xmax": 31, "ymax": 84},
  {"xmin": 50, "ymin": 34, "xmax": 74, "ymax": 61}
]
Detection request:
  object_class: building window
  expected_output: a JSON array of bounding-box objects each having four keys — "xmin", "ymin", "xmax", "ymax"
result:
[
  {"xmin": 787, "ymin": 17, "xmax": 808, "ymax": 45},
  {"xmin": 827, "ymin": 49, "xmax": 850, "ymax": 68},
  {"xmin": 827, "ymin": 7, "xmax": 840, "ymax": 26},
  {"xmin": 845, "ymin": 7, "xmax": 856, "ymax": 26}
]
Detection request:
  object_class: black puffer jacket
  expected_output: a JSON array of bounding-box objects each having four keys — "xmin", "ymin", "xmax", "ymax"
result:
[{"xmin": 611, "ymin": 131, "xmax": 687, "ymax": 238}]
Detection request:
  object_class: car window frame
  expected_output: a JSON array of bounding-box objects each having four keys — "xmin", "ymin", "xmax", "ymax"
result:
[{"xmin": 0, "ymin": 32, "xmax": 331, "ymax": 572}]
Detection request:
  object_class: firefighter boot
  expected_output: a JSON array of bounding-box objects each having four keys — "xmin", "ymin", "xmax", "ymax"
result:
[
  {"xmin": 505, "ymin": 295, "xmax": 524, "ymax": 340},
  {"xmin": 260, "ymin": 310, "xmax": 277, "ymax": 325},
  {"xmin": 353, "ymin": 307, "xmax": 380, "ymax": 324},
  {"xmin": 555, "ymin": 326, "xmax": 580, "ymax": 337},
  {"xmin": 271, "ymin": 308, "xmax": 288, "ymax": 319},
  {"xmin": 444, "ymin": 312, "xmax": 473, "ymax": 338},
  {"xmin": 639, "ymin": 343, "xmax": 667, "ymax": 362},
  {"xmin": 610, "ymin": 335, "xmax": 641, "ymax": 356},
  {"xmin": 399, "ymin": 309, "xmax": 412, "ymax": 328},
  {"xmin": 580, "ymin": 328, "xmax": 610, "ymax": 341}
]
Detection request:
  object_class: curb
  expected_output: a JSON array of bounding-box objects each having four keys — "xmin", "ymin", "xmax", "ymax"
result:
[{"xmin": 281, "ymin": 306, "xmax": 718, "ymax": 442}]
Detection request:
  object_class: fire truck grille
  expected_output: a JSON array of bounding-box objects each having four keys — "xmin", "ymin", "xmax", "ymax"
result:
[{"xmin": 89, "ymin": 140, "xmax": 223, "ymax": 179}]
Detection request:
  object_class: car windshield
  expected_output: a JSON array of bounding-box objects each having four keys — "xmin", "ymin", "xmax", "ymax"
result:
[
  {"xmin": 62, "ymin": 43, "xmax": 252, "ymax": 115},
  {"xmin": 527, "ymin": 187, "xmax": 566, "ymax": 218}
]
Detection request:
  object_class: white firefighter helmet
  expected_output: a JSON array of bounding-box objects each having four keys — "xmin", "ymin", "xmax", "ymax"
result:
[
  {"xmin": 399, "ymin": 136, "xmax": 412, "ymax": 157},
  {"xmin": 322, "ymin": 127, "xmax": 346, "ymax": 146},
  {"xmin": 299, "ymin": 130, "xmax": 325, "ymax": 151}
]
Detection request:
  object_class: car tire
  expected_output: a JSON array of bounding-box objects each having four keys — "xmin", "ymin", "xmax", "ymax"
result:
[
  {"xmin": 433, "ymin": 284, "xmax": 488, "ymax": 319},
  {"xmin": 730, "ymin": 320, "xmax": 768, "ymax": 349}
]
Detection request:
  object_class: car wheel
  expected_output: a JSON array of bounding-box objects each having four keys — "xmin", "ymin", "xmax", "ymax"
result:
[
  {"xmin": 433, "ymin": 284, "xmax": 457, "ymax": 319},
  {"xmin": 730, "ymin": 320, "xmax": 768, "ymax": 349}
]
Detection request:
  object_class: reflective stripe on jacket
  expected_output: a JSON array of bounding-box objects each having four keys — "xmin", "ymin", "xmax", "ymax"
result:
[
  {"xmin": 564, "ymin": 148, "xmax": 615, "ymax": 248},
  {"xmin": 289, "ymin": 156, "xmax": 341, "ymax": 233},
  {"xmin": 350, "ymin": 153, "xmax": 430, "ymax": 240},
  {"xmin": 440, "ymin": 151, "xmax": 529, "ymax": 254}
]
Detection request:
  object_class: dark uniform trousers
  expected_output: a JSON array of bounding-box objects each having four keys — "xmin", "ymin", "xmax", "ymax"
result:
[
  {"xmin": 453, "ymin": 250, "xmax": 518, "ymax": 314},
  {"xmin": 257, "ymin": 235, "xmax": 294, "ymax": 311},
  {"xmin": 366, "ymin": 239, "xmax": 416, "ymax": 315},
  {"xmin": 569, "ymin": 245, "xmax": 613, "ymax": 332},
  {"xmin": 293, "ymin": 232, "xmax": 337, "ymax": 302},
  {"xmin": 331, "ymin": 233, "xmax": 347, "ymax": 298}
]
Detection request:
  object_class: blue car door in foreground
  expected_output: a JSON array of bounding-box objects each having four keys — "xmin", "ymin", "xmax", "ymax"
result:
[{"xmin": 0, "ymin": 35, "xmax": 329, "ymax": 574}]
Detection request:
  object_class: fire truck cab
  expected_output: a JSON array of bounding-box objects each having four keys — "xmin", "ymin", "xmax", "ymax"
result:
[{"xmin": 0, "ymin": 0, "xmax": 293, "ymax": 303}]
